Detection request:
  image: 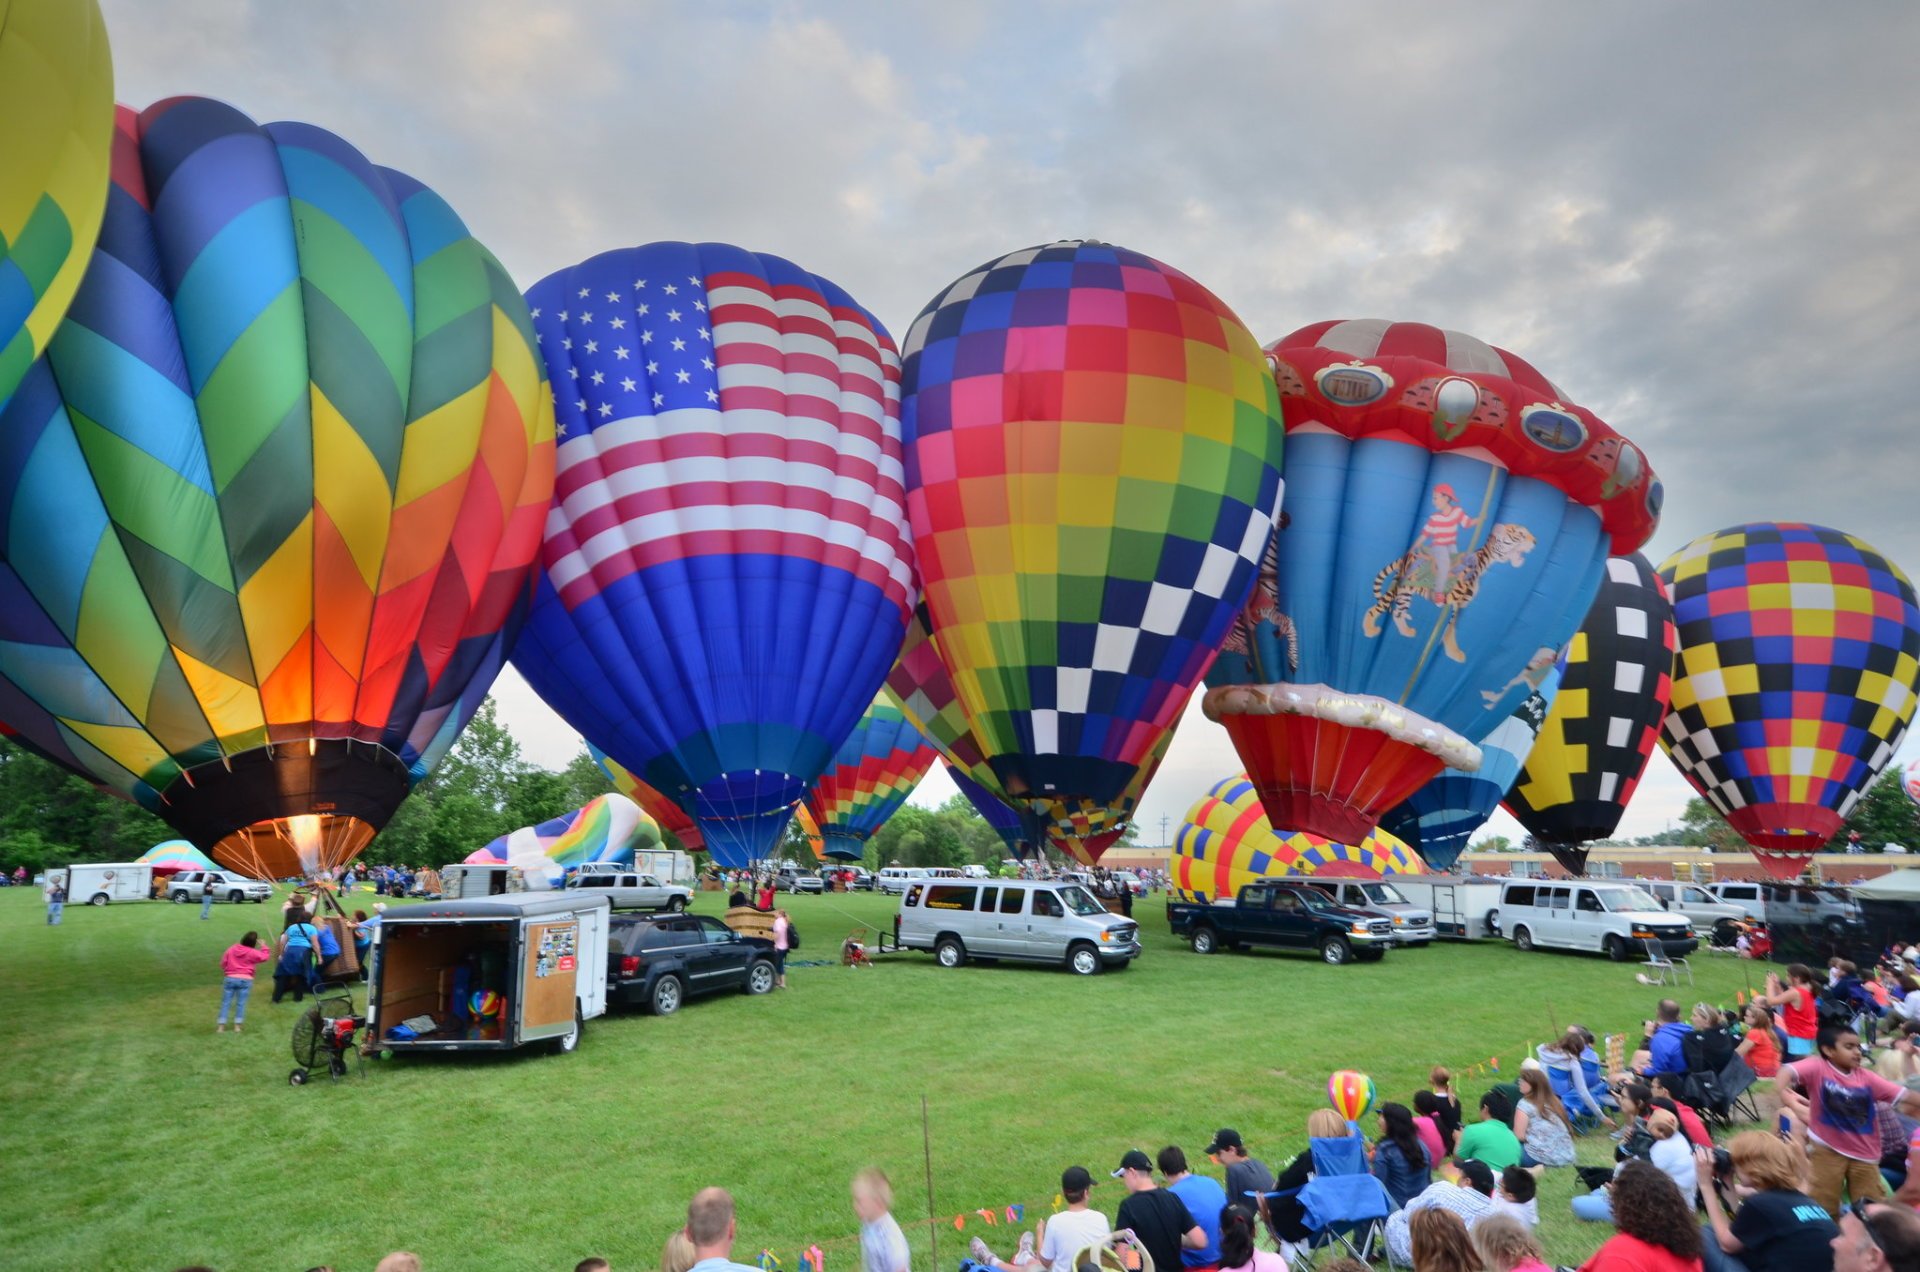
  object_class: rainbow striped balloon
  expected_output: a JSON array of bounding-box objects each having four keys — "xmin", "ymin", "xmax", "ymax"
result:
[
  {"xmin": 805, "ymin": 694, "xmax": 938, "ymax": 861},
  {"xmin": 466, "ymin": 794, "xmax": 661, "ymax": 882},
  {"xmin": 1172, "ymin": 773, "xmax": 1424, "ymax": 902},
  {"xmin": 1328, "ymin": 1069, "xmax": 1377, "ymax": 1123},
  {"xmin": 593, "ymin": 744, "xmax": 704, "ymax": 853},
  {"xmin": 0, "ymin": 0, "xmax": 113, "ymax": 408}
]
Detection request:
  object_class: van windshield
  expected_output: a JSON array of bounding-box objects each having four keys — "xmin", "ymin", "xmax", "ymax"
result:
[
  {"xmin": 1356, "ymin": 883, "xmax": 1407, "ymax": 906},
  {"xmin": 1604, "ymin": 887, "xmax": 1665, "ymax": 913},
  {"xmin": 1056, "ymin": 886, "xmax": 1104, "ymax": 917}
]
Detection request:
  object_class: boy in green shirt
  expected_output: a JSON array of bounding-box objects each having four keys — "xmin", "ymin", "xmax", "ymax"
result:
[{"xmin": 1455, "ymin": 1090, "xmax": 1523, "ymax": 1172}]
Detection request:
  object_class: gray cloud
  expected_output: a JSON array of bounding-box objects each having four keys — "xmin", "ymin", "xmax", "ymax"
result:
[{"xmin": 99, "ymin": 0, "xmax": 1920, "ymax": 845}]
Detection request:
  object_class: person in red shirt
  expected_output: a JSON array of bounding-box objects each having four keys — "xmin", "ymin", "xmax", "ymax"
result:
[
  {"xmin": 1737, "ymin": 1003, "xmax": 1782, "ymax": 1078},
  {"xmin": 1762, "ymin": 964, "xmax": 1821, "ymax": 1058},
  {"xmin": 216, "ymin": 930, "xmax": 274, "ymax": 1033},
  {"xmin": 1580, "ymin": 1159, "xmax": 1704, "ymax": 1272}
]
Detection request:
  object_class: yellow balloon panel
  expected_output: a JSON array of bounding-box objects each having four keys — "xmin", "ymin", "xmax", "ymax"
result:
[{"xmin": 1172, "ymin": 773, "xmax": 1424, "ymax": 902}]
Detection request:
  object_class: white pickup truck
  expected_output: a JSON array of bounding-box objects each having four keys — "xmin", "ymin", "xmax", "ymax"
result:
[{"xmin": 562, "ymin": 870, "xmax": 692, "ymax": 912}]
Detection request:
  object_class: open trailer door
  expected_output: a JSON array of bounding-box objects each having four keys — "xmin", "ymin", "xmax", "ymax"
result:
[{"xmin": 515, "ymin": 915, "xmax": 582, "ymax": 1045}]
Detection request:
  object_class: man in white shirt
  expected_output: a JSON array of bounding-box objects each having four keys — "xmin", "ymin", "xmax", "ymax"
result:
[
  {"xmin": 1384, "ymin": 1157, "xmax": 1495, "ymax": 1265},
  {"xmin": 971, "ymin": 1166, "xmax": 1112, "ymax": 1272},
  {"xmin": 685, "ymin": 1187, "xmax": 764, "ymax": 1272}
]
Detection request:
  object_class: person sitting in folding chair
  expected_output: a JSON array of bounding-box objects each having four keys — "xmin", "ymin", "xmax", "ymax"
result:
[
  {"xmin": 1269, "ymin": 1125, "xmax": 1396, "ymax": 1267},
  {"xmin": 1383, "ymin": 1157, "xmax": 1495, "ymax": 1266},
  {"xmin": 1538, "ymin": 1027, "xmax": 1618, "ymax": 1133},
  {"xmin": 1683, "ymin": 1007, "xmax": 1762, "ymax": 1130}
]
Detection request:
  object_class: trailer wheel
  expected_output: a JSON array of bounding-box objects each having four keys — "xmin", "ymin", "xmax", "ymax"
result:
[
  {"xmin": 554, "ymin": 1002, "xmax": 585, "ymax": 1054},
  {"xmin": 89, "ymin": 893, "xmax": 109, "ymax": 906}
]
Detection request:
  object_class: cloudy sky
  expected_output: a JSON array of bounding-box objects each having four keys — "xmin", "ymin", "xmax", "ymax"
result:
[{"xmin": 102, "ymin": 1, "xmax": 1920, "ymax": 847}]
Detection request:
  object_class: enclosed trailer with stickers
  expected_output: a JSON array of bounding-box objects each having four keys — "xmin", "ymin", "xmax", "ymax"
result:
[{"xmin": 367, "ymin": 892, "xmax": 609, "ymax": 1056}]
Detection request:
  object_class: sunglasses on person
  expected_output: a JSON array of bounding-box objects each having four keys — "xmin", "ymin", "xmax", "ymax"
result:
[{"xmin": 1851, "ymin": 1200, "xmax": 1891, "ymax": 1259}]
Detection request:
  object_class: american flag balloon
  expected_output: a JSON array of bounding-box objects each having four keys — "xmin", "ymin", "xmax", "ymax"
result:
[{"xmin": 511, "ymin": 243, "xmax": 915, "ymax": 867}]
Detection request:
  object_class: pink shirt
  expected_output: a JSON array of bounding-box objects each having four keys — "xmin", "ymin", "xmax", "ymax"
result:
[
  {"xmin": 1412, "ymin": 1115, "xmax": 1447, "ymax": 1165},
  {"xmin": 1789, "ymin": 1056, "xmax": 1905, "ymax": 1162},
  {"xmin": 773, "ymin": 916, "xmax": 790, "ymax": 951},
  {"xmin": 1220, "ymin": 1252, "xmax": 1287, "ymax": 1272},
  {"xmin": 221, "ymin": 943, "xmax": 274, "ymax": 979}
]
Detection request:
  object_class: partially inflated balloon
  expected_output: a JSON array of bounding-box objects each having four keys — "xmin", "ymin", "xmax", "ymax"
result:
[
  {"xmin": 467, "ymin": 793, "xmax": 660, "ymax": 885},
  {"xmin": 0, "ymin": 100, "xmax": 555, "ymax": 879},
  {"xmin": 1206, "ymin": 320, "xmax": 1660, "ymax": 844},
  {"xmin": 592, "ymin": 744, "xmax": 703, "ymax": 853},
  {"xmin": 794, "ymin": 803, "xmax": 826, "ymax": 862},
  {"xmin": 901, "ymin": 240, "xmax": 1285, "ymax": 844},
  {"xmin": 1328, "ymin": 1070, "xmax": 1377, "ymax": 1123},
  {"xmin": 1171, "ymin": 773, "xmax": 1423, "ymax": 902},
  {"xmin": 1659, "ymin": 524, "xmax": 1919, "ymax": 879},
  {"xmin": 0, "ymin": 0, "xmax": 113, "ymax": 407},
  {"xmin": 135, "ymin": 839, "xmax": 215, "ymax": 874},
  {"xmin": 1905, "ymin": 759, "xmax": 1920, "ymax": 809},
  {"xmin": 1384, "ymin": 679, "xmax": 1556, "ymax": 873},
  {"xmin": 803, "ymin": 694, "xmax": 937, "ymax": 861},
  {"xmin": 512, "ymin": 243, "xmax": 914, "ymax": 868},
  {"xmin": 1508, "ymin": 554, "xmax": 1676, "ymax": 874}
]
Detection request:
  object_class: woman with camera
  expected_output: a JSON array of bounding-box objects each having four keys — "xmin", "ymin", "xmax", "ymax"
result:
[{"xmin": 1694, "ymin": 1131, "xmax": 1838, "ymax": 1272}]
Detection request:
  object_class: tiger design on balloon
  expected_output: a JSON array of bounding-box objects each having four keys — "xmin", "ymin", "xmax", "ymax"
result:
[{"xmin": 1362, "ymin": 522, "xmax": 1537, "ymax": 662}]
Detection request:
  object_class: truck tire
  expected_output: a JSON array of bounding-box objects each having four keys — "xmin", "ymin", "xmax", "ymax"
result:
[
  {"xmin": 935, "ymin": 937, "xmax": 967, "ymax": 968},
  {"xmin": 650, "ymin": 974, "xmax": 684, "ymax": 1016},
  {"xmin": 1319, "ymin": 936, "xmax": 1352, "ymax": 965},
  {"xmin": 228, "ymin": 890, "xmax": 244, "ymax": 904},
  {"xmin": 1191, "ymin": 926, "xmax": 1219, "ymax": 955},
  {"xmin": 554, "ymin": 1002, "xmax": 585, "ymax": 1054},
  {"xmin": 745, "ymin": 960, "xmax": 776, "ymax": 995},
  {"xmin": 1067, "ymin": 943, "xmax": 1102, "ymax": 976},
  {"xmin": 89, "ymin": 893, "xmax": 109, "ymax": 906},
  {"xmin": 1604, "ymin": 934, "xmax": 1628, "ymax": 962},
  {"xmin": 1514, "ymin": 925, "xmax": 1535, "ymax": 953},
  {"xmin": 666, "ymin": 896, "xmax": 687, "ymax": 913},
  {"xmin": 171, "ymin": 890, "xmax": 188, "ymax": 903}
]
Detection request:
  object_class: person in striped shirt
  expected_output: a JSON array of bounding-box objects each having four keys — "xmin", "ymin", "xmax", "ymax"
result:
[{"xmin": 1417, "ymin": 484, "xmax": 1479, "ymax": 587}]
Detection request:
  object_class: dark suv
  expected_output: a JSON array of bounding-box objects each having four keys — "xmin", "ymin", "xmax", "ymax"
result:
[{"xmin": 606, "ymin": 914, "xmax": 777, "ymax": 1016}]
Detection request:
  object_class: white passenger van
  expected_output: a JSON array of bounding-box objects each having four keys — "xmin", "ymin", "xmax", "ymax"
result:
[
  {"xmin": 878, "ymin": 866, "xmax": 929, "ymax": 894},
  {"xmin": 896, "ymin": 877, "xmax": 1140, "ymax": 975},
  {"xmin": 1498, "ymin": 879, "xmax": 1697, "ymax": 961}
]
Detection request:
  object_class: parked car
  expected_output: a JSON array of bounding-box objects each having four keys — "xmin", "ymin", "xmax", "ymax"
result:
[
  {"xmin": 1304, "ymin": 878, "xmax": 1435, "ymax": 945},
  {"xmin": 563, "ymin": 870, "xmax": 692, "ymax": 912},
  {"xmin": 1640, "ymin": 879, "xmax": 1754, "ymax": 945},
  {"xmin": 1111, "ymin": 870, "xmax": 1147, "ymax": 897},
  {"xmin": 1498, "ymin": 880, "xmax": 1696, "ymax": 960},
  {"xmin": 839, "ymin": 866, "xmax": 876, "ymax": 891},
  {"xmin": 168, "ymin": 870, "xmax": 274, "ymax": 904},
  {"xmin": 1167, "ymin": 881, "xmax": 1395, "ymax": 965},
  {"xmin": 776, "ymin": 866, "xmax": 823, "ymax": 894},
  {"xmin": 960, "ymin": 864, "xmax": 989, "ymax": 879},
  {"xmin": 605, "ymin": 913, "xmax": 777, "ymax": 1015},
  {"xmin": 896, "ymin": 878, "xmax": 1140, "ymax": 975},
  {"xmin": 878, "ymin": 867, "xmax": 928, "ymax": 894}
]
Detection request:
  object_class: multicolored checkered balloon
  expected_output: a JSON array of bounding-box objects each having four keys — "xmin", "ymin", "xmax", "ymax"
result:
[
  {"xmin": 1172, "ymin": 774, "xmax": 1424, "ymax": 902},
  {"xmin": 1659, "ymin": 523, "xmax": 1920, "ymax": 879},
  {"xmin": 900, "ymin": 240, "xmax": 1284, "ymax": 840},
  {"xmin": 804, "ymin": 694, "xmax": 938, "ymax": 861}
]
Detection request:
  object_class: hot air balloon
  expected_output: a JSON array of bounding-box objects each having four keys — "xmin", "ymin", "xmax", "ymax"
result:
[
  {"xmin": 793, "ymin": 803, "xmax": 826, "ymax": 862},
  {"xmin": 1327, "ymin": 1070, "xmax": 1377, "ymax": 1122},
  {"xmin": 0, "ymin": 99, "xmax": 555, "ymax": 879},
  {"xmin": 1659, "ymin": 524, "xmax": 1920, "ymax": 879},
  {"xmin": 1205, "ymin": 320, "xmax": 1661, "ymax": 845},
  {"xmin": 1905, "ymin": 758, "xmax": 1920, "ymax": 809},
  {"xmin": 803, "ymin": 693, "xmax": 938, "ymax": 861},
  {"xmin": 1383, "ymin": 678, "xmax": 1557, "ymax": 873},
  {"xmin": 1172, "ymin": 773, "xmax": 1424, "ymax": 903},
  {"xmin": 592, "ymin": 744, "xmax": 703, "ymax": 853},
  {"xmin": 466, "ymin": 793, "xmax": 660, "ymax": 885},
  {"xmin": 1044, "ymin": 727, "xmax": 1176, "ymax": 865},
  {"xmin": 135, "ymin": 839, "xmax": 216, "ymax": 875},
  {"xmin": 900, "ymin": 240, "xmax": 1285, "ymax": 854},
  {"xmin": 1507, "ymin": 554, "xmax": 1676, "ymax": 874},
  {"xmin": 948, "ymin": 764, "xmax": 1027, "ymax": 856},
  {"xmin": 509, "ymin": 243, "xmax": 915, "ymax": 869},
  {"xmin": 0, "ymin": 0, "xmax": 113, "ymax": 409}
]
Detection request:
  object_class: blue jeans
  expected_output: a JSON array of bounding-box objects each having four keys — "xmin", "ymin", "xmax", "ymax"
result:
[
  {"xmin": 200, "ymin": 892, "xmax": 214, "ymax": 919},
  {"xmin": 1699, "ymin": 1226, "xmax": 1749, "ymax": 1272},
  {"xmin": 46, "ymin": 901, "xmax": 62, "ymax": 925},
  {"xmin": 1571, "ymin": 1190, "xmax": 1614, "ymax": 1222},
  {"xmin": 218, "ymin": 977, "xmax": 254, "ymax": 1024}
]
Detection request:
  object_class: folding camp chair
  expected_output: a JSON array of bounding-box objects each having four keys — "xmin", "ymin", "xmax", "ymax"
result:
[
  {"xmin": 1641, "ymin": 938, "xmax": 1693, "ymax": 986},
  {"xmin": 1269, "ymin": 1134, "xmax": 1395, "ymax": 1270},
  {"xmin": 1685, "ymin": 1054, "xmax": 1763, "ymax": 1129}
]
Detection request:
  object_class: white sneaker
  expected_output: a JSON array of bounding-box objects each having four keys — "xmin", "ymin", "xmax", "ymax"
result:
[
  {"xmin": 1014, "ymin": 1231, "xmax": 1036, "ymax": 1266},
  {"xmin": 1278, "ymin": 1240, "xmax": 1304, "ymax": 1265},
  {"xmin": 970, "ymin": 1237, "xmax": 994, "ymax": 1266}
]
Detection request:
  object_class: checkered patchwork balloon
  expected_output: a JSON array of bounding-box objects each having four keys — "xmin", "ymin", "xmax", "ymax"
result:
[
  {"xmin": 1508, "ymin": 554, "xmax": 1676, "ymax": 874},
  {"xmin": 901, "ymin": 240, "xmax": 1284, "ymax": 838},
  {"xmin": 1659, "ymin": 523, "xmax": 1920, "ymax": 879},
  {"xmin": 511, "ymin": 242, "xmax": 916, "ymax": 868},
  {"xmin": 1172, "ymin": 773, "xmax": 1423, "ymax": 902},
  {"xmin": 593, "ymin": 744, "xmax": 704, "ymax": 853},
  {"xmin": 1206, "ymin": 319, "xmax": 1660, "ymax": 846},
  {"xmin": 803, "ymin": 694, "xmax": 938, "ymax": 861},
  {"xmin": 0, "ymin": 0, "xmax": 112, "ymax": 409},
  {"xmin": 1044, "ymin": 726, "xmax": 1176, "ymax": 865},
  {"xmin": 0, "ymin": 99, "xmax": 555, "ymax": 878},
  {"xmin": 1385, "ymin": 679, "xmax": 1558, "ymax": 872}
]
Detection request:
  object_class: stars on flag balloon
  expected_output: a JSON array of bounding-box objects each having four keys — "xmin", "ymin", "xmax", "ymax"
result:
[{"xmin": 531, "ymin": 275, "xmax": 716, "ymax": 428}]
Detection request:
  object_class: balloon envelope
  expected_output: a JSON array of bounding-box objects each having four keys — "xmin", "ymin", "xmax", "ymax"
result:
[
  {"xmin": 1172, "ymin": 773, "xmax": 1424, "ymax": 903},
  {"xmin": 593, "ymin": 744, "xmax": 703, "ymax": 853},
  {"xmin": 0, "ymin": 99, "xmax": 555, "ymax": 879},
  {"xmin": 1384, "ymin": 678, "xmax": 1557, "ymax": 872},
  {"xmin": 900, "ymin": 240, "xmax": 1284, "ymax": 844},
  {"xmin": 511, "ymin": 242, "xmax": 914, "ymax": 868},
  {"xmin": 467, "ymin": 793, "xmax": 660, "ymax": 885},
  {"xmin": 1507, "ymin": 553, "xmax": 1676, "ymax": 874},
  {"xmin": 1206, "ymin": 320, "xmax": 1660, "ymax": 844},
  {"xmin": 1905, "ymin": 758, "xmax": 1920, "ymax": 809},
  {"xmin": 1328, "ymin": 1070, "xmax": 1377, "ymax": 1123},
  {"xmin": 135, "ymin": 839, "xmax": 215, "ymax": 874},
  {"xmin": 948, "ymin": 764, "xmax": 1027, "ymax": 857},
  {"xmin": 803, "ymin": 693, "xmax": 937, "ymax": 861},
  {"xmin": 0, "ymin": 0, "xmax": 113, "ymax": 408},
  {"xmin": 1659, "ymin": 523, "xmax": 1920, "ymax": 879}
]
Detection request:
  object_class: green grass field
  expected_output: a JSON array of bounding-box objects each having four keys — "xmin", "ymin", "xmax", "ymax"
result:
[{"xmin": 3, "ymin": 885, "xmax": 1772, "ymax": 1271}]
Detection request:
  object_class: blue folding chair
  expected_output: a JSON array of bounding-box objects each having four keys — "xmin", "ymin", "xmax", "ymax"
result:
[{"xmin": 1266, "ymin": 1134, "xmax": 1395, "ymax": 1270}]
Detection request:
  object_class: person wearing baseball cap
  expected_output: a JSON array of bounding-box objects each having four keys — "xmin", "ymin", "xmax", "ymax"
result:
[
  {"xmin": 1113, "ymin": 1151, "xmax": 1205, "ymax": 1272},
  {"xmin": 970, "ymin": 1167, "xmax": 1112, "ymax": 1272},
  {"xmin": 1205, "ymin": 1130, "xmax": 1276, "ymax": 1243}
]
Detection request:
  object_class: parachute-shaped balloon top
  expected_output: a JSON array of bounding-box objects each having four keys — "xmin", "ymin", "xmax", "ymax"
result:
[
  {"xmin": 1172, "ymin": 773, "xmax": 1424, "ymax": 903},
  {"xmin": 1508, "ymin": 553, "xmax": 1676, "ymax": 875},
  {"xmin": 900, "ymin": 239, "xmax": 1285, "ymax": 844},
  {"xmin": 1659, "ymin": 523, "xmax": 1920, "ymax": 879},
  {"xmin": 592, "ymin": 744, "xmax": 703, "ymax": 853},
  {"xmin": 804, "ymin": 693, "xmax": 938, "ymax": 861},
  {"xmin": 1205, "ymin": 319, "xmax": 1660, "ymax": 846},
  {"xmin": 1384, "ymin": 677, "xmax": 1557, "ymax": 873},
  {"xmin": 0, "ymin": 99, "xmax": 555, "ymax": 880},
  {"xmin": 466, "ymin": 793, "xmax": 660, "ymax": 885},
  {"xmin": 1904, "ymin": 758, "xmax": 1920, "ymax": 809},
  {"xmin": 511, "ymin": 242, "xmax": 915, "ymax": 869},
  {"xmin": 0, "ymin": 0, "xmax": 113, "ymax": 408},
  {"xmin": 135, "ymin": 839, "xmax": 216, "ymax": 874}
]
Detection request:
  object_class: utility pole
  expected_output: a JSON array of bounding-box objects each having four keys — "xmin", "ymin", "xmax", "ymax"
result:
[{"xmin": 1159, "ymin": 814, "xmax": 1170, "ymax": 847}]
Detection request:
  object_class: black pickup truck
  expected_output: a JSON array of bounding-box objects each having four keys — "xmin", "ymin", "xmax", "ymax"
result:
[{"xmin": 1166, "ymin": 880, "xmax": 1396, "ymax": 965}]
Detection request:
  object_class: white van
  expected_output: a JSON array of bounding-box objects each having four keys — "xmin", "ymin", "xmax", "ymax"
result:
[
  {"xmin": 896, "ymin": 878, "xmax": 1140, "ymax": 975},
  {"xmin": 1499, "ymin": 880, "xmax": 1697, "ymax": 961},
  {"xmin": 62, "ymin": 863, "xmax": 154, "ymax": 906},
  {"xmin": 878, "ymin": 866, "xmax": 929, "ymax": 894}
]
